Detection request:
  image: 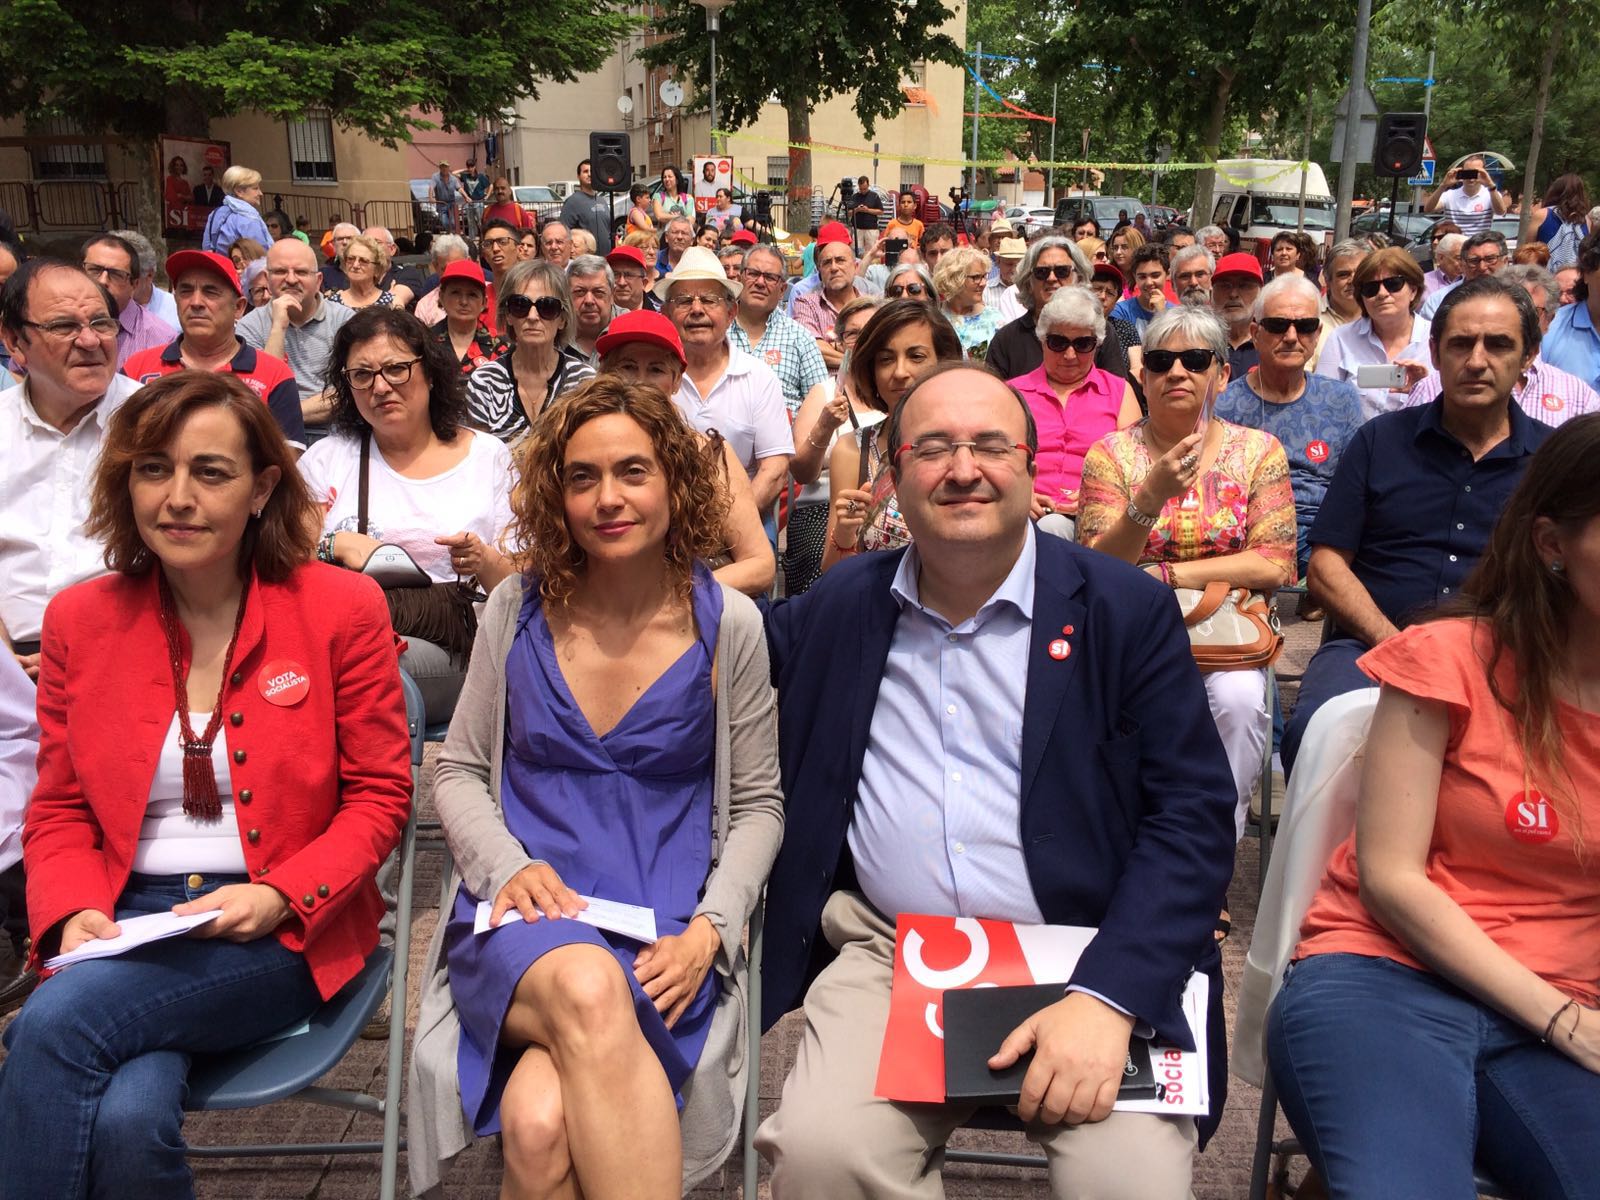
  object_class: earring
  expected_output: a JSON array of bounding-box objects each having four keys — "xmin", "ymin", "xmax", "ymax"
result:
[
  {"xmin": 252, "ymin": 508, "xmax": 263, "ymax": 519},
  {"xmin": 1550, "ymin": 560, "xmax": 1565, "ymax": 574}
]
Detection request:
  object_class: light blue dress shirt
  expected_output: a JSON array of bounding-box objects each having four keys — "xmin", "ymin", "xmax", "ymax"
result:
[
  {"xmin": 1542, "ymin": 301, "xmax": 1600, "ymax": 393},
  {"xmin": 849, "ymin": 530, "xmax": 1043, "ymax": 925}
]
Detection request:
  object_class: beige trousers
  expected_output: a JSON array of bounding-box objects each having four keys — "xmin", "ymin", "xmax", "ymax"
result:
[{"xmin": 756, "ymin": 891, "xmax": 1198, "ymax": 1200}]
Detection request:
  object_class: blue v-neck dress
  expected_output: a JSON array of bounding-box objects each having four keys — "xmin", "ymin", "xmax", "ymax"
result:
[{"xmin": 444, "ymin": 567, "xmax": 723, "ymax": 1135}]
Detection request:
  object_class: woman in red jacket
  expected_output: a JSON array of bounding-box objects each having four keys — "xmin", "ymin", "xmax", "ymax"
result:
[{"xmin": 0, "ymin": 371, "xmax": 411, "ymax": 1199}]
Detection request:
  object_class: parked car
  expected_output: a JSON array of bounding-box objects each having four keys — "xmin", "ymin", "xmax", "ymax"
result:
[
  {"xmin": 408, "ymin": 179, "xmax": 448, "ymax": 236},
  {"xmin": 1351, "ymin": 209, "xmax": 1441, "ymax": 251},
  {"xmin": 1053, "ymin": 194, "xmax": 1152, "ymax": 232},
  {"xmin": 1149, "ymin": 204, "xmax": 1182, "ymax": 230},
  {"xmin": 1007, "ymin": 207, "xmax": 1058, "ymax": 238},
  {"xmin": 513, "ymin": 185, "xmax": 562, "ymax": 224}
]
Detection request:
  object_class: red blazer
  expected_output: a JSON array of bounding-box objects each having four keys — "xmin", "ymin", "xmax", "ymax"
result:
[{"xmin": 25, "ymin": 562, "xmax": 412, "ymax": 1000}]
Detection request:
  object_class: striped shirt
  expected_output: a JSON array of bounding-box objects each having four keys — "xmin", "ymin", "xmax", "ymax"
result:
[
  {"xmin": 465, "ymin": 347, "xmax": 595, "ymax": 444},
  {"xmin": 1404, "ymin": 356, "xmax": 1597, "ymax": 426},
  {"xmin": 728, "ymin": 309, "xmax": 829, "ymax": 415}
]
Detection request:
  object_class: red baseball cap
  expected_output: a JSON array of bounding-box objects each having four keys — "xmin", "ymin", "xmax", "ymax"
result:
[
  {"xmin": 1091, "ymin": 262, "xmax": 1125, "ymax": 291},
  {"xmin": 729, "ymin": 229, "xmax": 758, "ymax": 246},
  {"xmin": 815, "ymin": 221, "xmax": 852, "ymax": 246},
  {"xmin": 1214, "ymin": 252, "xmax": 1265, "ymax": 283},
  {"xmin": 606, "ymin": 245, "xmax": 648, "ymax": 271},
  {"xmin": 594, "ymin": 309, "xmax": 686, "ymax": 367},
  {"xmin": 166, "ymin": 250, "xmax": 242, "ymax": 297},
  {"xmin": 438, "ymin": 260, "xmax": 486, "ymax": 289}
]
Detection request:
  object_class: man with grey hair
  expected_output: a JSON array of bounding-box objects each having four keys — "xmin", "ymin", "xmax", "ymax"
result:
[
  {"xmin": 987, "ymin": 236, "xmax": 1128, "ymax": 380},
  {"xmin": 1418, "ymin": 229, "xmax": 1508, "ymax": 319},
  {"xmin": 237, "ymin": 237, "xmax": 353, "ymax": 428},
  {"xmin": 1218, "ymin": 274, "xmax": 1363, "ymax": 583},
  {"xmin": 1209, "ymin": 252, "xmax": 1264, "ymax": 379},
  {"xmin": 1423, "ymin": 232, "xmax": 1465, "ymax": 296},
  {"xmin": 1196, "ymin": 224, "xmax": 1229, "ymax": 260},
  {"xmin": 1170, "ymin": 244, "xmax": 1215, "ymax": 306},
  {"xmin": 108, "ymin": 228, "xmax": 178, "ymax": 327},
  {"xmin": 729, "ymin": 243, "xmax": 827, "ymax": 415},
  {"xmin": 539, "ymin": 219, "xmax": 572, "ymax": 269},
  {"xmin": 566, "ymin": 253, "xmax": 614, "ymax": 363},
  {"xmin": 319, "ymin": 221, "xmax": 362, "ymax": 290},
  {"xmin": 655, "ymin": 216, "xmax": 693, "ymax": 277},
  {"xmin": 1403, "ymin": 262, "xmax": 1598, "ymax": 426},
  {"xmin": 410, "ymin": 233, "xmax": 472, "ymax": 326}
]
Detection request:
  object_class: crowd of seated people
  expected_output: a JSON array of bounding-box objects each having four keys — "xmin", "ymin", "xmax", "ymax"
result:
[{"xmin": 0, "ymin": 215, "xmax": 1596, "ymax": 1200}]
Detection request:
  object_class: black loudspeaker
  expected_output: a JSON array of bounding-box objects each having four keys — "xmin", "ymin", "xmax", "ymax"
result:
[
  {"xmin": 589, "ymin": 132, "xmax": 629, "ymax": 189},
  {"xmin": 1373, "ymin": 113, "xmax": 1426, "ymax": 178}
]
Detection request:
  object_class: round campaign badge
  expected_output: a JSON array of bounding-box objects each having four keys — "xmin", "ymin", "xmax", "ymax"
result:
[
  {"xmin": 1305, "ymin": 439, "xmax": 1330, "ymax": 465},
  {"xmin": 258, "ymin": 660, "xmax": 311, "ymax": 707},
  {"xmin": 1541, "ymin": 393, "xmax": 1563, "ymax": 412},
  {"xmin": 1504, "ymin": 789, "xmax": 1559, "ymax": 845},
  {"xmin": 1048, "ymin": 639, "xmax": 1071, "ymax": 660}
]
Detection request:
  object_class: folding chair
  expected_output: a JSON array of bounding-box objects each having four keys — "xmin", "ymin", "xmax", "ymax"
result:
[
  {"xmin": 183, "ymin": 669, "xmax": 425, "ymax": 1200},
  {"xmin": 1232, "ymin": 688, "xmax": 1512, "ymax": 1200}
]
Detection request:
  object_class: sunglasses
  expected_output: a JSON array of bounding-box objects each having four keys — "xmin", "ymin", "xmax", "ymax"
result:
[
  {"xmin": 505, "ymin": 294, "xmax": 563, "ymax": 320},
  {"xmin": 1044, "ymin": 333, "xmax": 1098, "ymax": 354},
  {"xmin": 886, "ymin": 283, "xmax": 927, "ymax": 297},
  {"xmin": 1144, "ymin": 348, "xmax": 1218, "ymax": 374},
  {"xmin": 1258, "ymin": 316, "xmax": 1322, "ymax": 336},
  {"xmin": 1032, "ymin": 264, "xmax": 1075, "ymax": 282},
  {"xmin": 1358, "ymin": 276, "xmax": 1409, "ymax": 299}
]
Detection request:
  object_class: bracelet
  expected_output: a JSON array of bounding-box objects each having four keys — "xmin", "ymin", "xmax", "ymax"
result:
[
  {"xmin": 832, "ymin": 535, "xmax": 860, "ymax": 555},
  {"xmin": 316, "ymin": 531, "xmax": 338, "ymax": 565},
  {"xmin": 1125, "ymin": 498, "xmax": 1160, "ymax": 529},
  {"xmin": 1542, "ymin": 998, "xmax": 1578, "ymax": 1044},
  {"xmin": 807, "ymin": 433, "xmax": 832, "ymax": 449},
  {"xmin": 1158, "ymin": 561, "xmax": 1174, "ymax": 587}
]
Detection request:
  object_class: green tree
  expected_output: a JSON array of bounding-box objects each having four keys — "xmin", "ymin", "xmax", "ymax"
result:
[
  {"xmin": 0, "ymin": 0, "xmax": 634, "ymax": 237},
  {"xmin": 639, "ymin": 0, "xmax": 963, "ymax": 200}
]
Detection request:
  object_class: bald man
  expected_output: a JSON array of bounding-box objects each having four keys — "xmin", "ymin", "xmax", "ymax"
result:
[{"xmin": 236, "ymin": 238, "xmax": 354, "ymax": 427}]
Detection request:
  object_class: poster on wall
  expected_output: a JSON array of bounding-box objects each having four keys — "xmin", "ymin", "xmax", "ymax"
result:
[
  {"xmin": 692, "ymin": 155, "xmax": 734, "ymax": 214},
  {"xmin": 160, "ymin": 135, "xmax": 232, "ymax": 234}
]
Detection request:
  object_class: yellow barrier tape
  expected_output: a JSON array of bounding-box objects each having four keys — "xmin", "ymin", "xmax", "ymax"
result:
[{"xmin": 710, "ymin": 130, "xmax": 1315, "ymax": 190}]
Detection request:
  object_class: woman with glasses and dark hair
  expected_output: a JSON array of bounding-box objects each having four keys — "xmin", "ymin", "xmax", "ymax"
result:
[
  {"xmin": 1078, "ymin": 305, "xmax": 1295, "ymax": 838},
  {"xmin": 820, "ymin": 299, "xmax": 963, "ymax": 572},
  {"xmin": 0, "ymin": 372, "xmax": 410, "ymax": 1194},
  {"xmin": 1315, "ymin": 246, "xmax": 1432, "ymax": 420},
  {"xmin": 299, "ymin": 306, "xmax": 516, "ymax": 719},
  {"xmin": 1267, "ymin": 414, "xmax": 1600, "ymax": 1198},
  {"xmin": 466, "ymin": 258, "xmax": 596, "ymax": 445},
  {"xmin": 1008, "ymin": 286, "xmax": 1141, "ymax": 536}
]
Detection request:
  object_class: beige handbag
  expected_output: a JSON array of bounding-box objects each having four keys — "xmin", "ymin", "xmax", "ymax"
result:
[{"xmin": 1174, "ymin": 581, "xmax": 1283, "ymax": 672}]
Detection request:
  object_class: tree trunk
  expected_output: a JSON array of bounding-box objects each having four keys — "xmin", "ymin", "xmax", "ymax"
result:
[
  {"xmin": 786, "ymin": 101, "xmax": 812, "ymax": 230},
  {"xmin": 1519, "ymin": 6, "xmax": 1564, "ymax": 245},
  {"xmin": 1192, "ymin": 67, "xmax": 1235, "ymax": 228}
]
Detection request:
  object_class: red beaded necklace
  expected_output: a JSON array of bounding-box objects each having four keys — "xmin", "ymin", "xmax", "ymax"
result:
[{"xmin": 157, "ymin": 575, "xmax": 250, "ymax": 820}]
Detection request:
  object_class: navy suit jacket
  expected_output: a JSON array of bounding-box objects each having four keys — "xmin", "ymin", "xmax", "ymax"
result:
[{"xmin": 762, "ymin": 531, "xmax": 1237, "ymax": 1141}]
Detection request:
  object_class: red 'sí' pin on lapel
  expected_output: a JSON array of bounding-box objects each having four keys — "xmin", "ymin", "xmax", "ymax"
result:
[{"xmin": 1048, "ymin": 639, "xmax": 1071, "ymax": 660}]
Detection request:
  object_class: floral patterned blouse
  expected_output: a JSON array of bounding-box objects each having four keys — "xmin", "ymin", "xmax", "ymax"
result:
[{"xmin": 1077, "ymin": 419, "xmax": 1298, "ymax": 582}]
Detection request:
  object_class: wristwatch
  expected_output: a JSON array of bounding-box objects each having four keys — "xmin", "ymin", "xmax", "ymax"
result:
[{"xmin": 1125, "ymin": 499, "xmax": 1160, "ymax": 528}]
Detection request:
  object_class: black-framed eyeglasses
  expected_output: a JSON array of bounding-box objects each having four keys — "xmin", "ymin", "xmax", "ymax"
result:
[
  {"xmin": 1144, "ymin": 347, "xmax": 1219, "ymax": 374},
  {"xmin": 1358, "ymin": 276, "xmax": 1409, "ymax": 299},
  {"xmin": 82, "ymin": 262, "xmax": 133, "ymax": 286},
  {"xmin": 22, "ymin": 316, "xmax": 119, "ymax": 341},
  {"xmin": 1044, "ymin": 333, "xmax": 1098, "ymax": 354},
  {"xmin": 343, "ymin": 357, "xmax": 421, "ymax": 391},
  {"xmin": 1464, "ymin": 253, "xmax": 1504, "ymax": 268},
  {"xmin": 894, "ymin": 434, "xmax": 1033, "ymax": 465},
  {"xmin": 742, "ymin": 268, "xmax": 784, "ymax": 286},
  {"xmin": 1032, "ymin": 264, "xmax": 1075, "ymax": 282},
  {"xmin": 481, "ymin": 236, "xmax": 516, "ymax": 250},
  {"xmin": 1257, "ymin": 316, "xmax": 1322, "ymax": 336},
  {"xmin": 886, "ymin": 283, "xmax": 927, "ymax": 297},
  {"xmin": 505, "ymin": 294, "xmax": 563, "ymax": 320}
]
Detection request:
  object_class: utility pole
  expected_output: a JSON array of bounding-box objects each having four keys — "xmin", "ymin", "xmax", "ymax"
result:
[
  {"xmin": 1334, "ymin": 0, "xmax": 1372, "ymax": 243},
  {"xmin": 1414, "ymin": 44, "xmax": 1436, "ymax": 212},
  {"xmin": 1045, "ymin": 81, "xmax": 1058, "ymax": 203},
  {"xmin": 969, "ymin": 41, "xmax": 982, "ymax": 198}
]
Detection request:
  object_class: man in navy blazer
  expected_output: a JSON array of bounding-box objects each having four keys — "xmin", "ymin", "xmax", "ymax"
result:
[{"xmin": 755, "ymin": 363, "xmax": 1237, "ymax": 1198}]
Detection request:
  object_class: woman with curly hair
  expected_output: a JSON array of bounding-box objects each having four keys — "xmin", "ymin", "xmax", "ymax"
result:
[{"xmin": 407, "ymin": 375, "xmax": 784, "ymax": 1200}]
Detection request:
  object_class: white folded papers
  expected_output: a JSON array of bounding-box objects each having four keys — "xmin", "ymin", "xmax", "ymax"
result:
[
  {"xmin": 474, "ymin": 896, "xmax": 658, "ymax": 944},
  {"xmin": 44, "ymin": 909, "xmax": 222, "ymax": 970}
]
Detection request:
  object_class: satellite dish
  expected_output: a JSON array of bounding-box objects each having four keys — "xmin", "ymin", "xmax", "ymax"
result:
[
  {"xmin": 617, "ymin": 94, "xmax": 634, "ymax": 116},
  {"xmin": 660, "ymin": 80, "xmax": 684, "ymax": 108}
]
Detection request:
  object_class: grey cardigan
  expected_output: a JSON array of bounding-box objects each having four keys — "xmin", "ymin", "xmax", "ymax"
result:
[{"xmin": 408, "ymin": 576, "xmax": 784, "ymax": 1197}]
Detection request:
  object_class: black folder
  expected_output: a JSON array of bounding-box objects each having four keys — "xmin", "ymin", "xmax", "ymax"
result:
[{"xmin": 941, "ymin": 983, "xmax": 1165, "ymax": 1106}]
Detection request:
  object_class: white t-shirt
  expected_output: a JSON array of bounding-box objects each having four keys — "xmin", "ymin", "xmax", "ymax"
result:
[
  {"xmin": 132, "ymin": 712, "xmax": 245, "ymax": 875},
  {"xmin": 672, "ymin": 348, "xmax": 795, "ymax": 478},
  {"xmin": 299, "ymin": 429, "xmax": 516, "ymax": 582},
  {"xmin": 1439, "ymin": 186, "xmax": 1494, "ymax": 236}
]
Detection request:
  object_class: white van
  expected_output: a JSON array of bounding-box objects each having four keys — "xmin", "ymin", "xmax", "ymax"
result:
[{"xmin": 1200, "ymin": 160, "xmax": 1335, "ymax": 254}]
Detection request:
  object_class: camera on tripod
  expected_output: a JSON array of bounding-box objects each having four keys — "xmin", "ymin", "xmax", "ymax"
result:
[{"xmin": 840, "ymin": 176, "xmax": 855, "ymax": 200}]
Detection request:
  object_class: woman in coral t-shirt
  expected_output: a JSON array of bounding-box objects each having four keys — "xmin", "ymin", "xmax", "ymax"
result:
[{"xmin": 1267, "ymin": 414, "xmax": 1600, "ymax": 1199}]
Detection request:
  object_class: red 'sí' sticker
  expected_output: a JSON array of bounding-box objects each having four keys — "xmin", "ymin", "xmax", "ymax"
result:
[
  {"xmin": 1504, "ymin": 790, "xmax": 1559, "ymax": 845},
  {"xmin": 258, "ymin": 660, "xmax": 311, "ymax": 707},
  {"xmin": 1541, "ymin": 393, "xmax": 1563, "ymax": 412},
  {"xmin": 1048, "ymin": 639, "xmax": 1071, "ymax": 660},
  {"xmin": 1305, "ymin": 439, "xmax": 1330, "ymax": 464}
]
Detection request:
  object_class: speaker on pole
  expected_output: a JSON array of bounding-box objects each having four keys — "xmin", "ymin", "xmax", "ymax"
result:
[
  {"xmin": 589, "ymin": 132, "xmax": 629, "ymax": 189},
  {"xmin": 1373, "ymin": 113, "xmax": 1426, "ymax": 178}
]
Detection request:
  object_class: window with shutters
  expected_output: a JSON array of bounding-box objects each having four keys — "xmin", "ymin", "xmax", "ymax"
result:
[
  {"xmin": 31, "ymin": 116, "xmax": 105, "ymax": 179},
  {"xmin": 286, "ymin": 110, "xmax": 338, "ymax": 183},
  {"xmin": 766, "ymin": 156, "xmax": 790, "ymax": 188},
  {"xmin": 899, "ymin": 164, "xmax": 925, "ymax": 190}
]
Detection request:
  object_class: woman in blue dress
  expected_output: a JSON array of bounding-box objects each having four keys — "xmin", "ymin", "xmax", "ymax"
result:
[{"xmin": 408, "ymin": 375, "xmax": 784, "ymax": 1199}]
